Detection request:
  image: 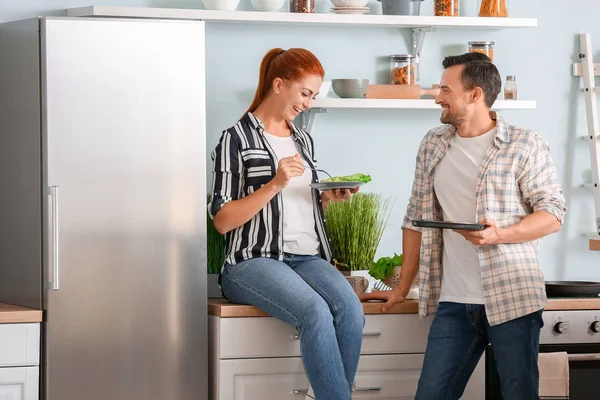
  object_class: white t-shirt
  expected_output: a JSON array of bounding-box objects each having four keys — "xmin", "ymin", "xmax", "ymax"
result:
[
  {"xmin": 263, "ymin": 132, "xmax": 320, "ymax": 255},
  {"xmin": 433, "ymin": 127, "xmax": 496, "ymax": 304}
]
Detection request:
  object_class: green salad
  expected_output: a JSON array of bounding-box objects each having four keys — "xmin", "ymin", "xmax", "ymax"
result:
[{"xmin": 322, "ymin": 173, "xmax": 372, "ymax": 183}]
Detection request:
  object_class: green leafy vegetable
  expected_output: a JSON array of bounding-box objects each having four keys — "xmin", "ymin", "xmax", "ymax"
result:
[
  {"xmin": 368, "ymin": 253, "xmax": 403, "ymax": 280},
  {"xmin": 322, "ymin": 173, "xmax": 372, "ymax": 183}
]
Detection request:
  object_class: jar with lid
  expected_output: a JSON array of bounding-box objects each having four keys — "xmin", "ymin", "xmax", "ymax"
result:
[
  {"xmin": 478, "ymin": 0, "xmax": 509, "ymax": 17},
  {"xmin": 290, "ymin": 0, "xmax": 315, "ymax": 13},
  {"xmin": 390, "ymin": 54, "xmax": 417, "ymax": 85},
  {"xmin": 504, "ymin": 76, "xmax": 517, "ymax": 99},
  {"xmin": 434, "ymin": 0, "xmax": 459, "ymax": 16},
  {"xmin": 468, "ymin": 41, "xmax": 495, "ymax": 61}
]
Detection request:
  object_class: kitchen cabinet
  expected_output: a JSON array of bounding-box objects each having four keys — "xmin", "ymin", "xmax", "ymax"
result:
[
  {"xmin": 209, "ymin": 313, "xmax": 484, "ymax": 400},
  {"xmin": 0, "ymin": 323, "xmax": 40, "ymax": 400},
  {"xmin": 0, "ymin": 367, "xmax": 39, "ymax": 400}
]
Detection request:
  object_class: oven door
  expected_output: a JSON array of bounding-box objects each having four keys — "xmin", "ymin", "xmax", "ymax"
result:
[{"xmin": 485, "ymin": 344, "xmax": 600, "ymax": 399}]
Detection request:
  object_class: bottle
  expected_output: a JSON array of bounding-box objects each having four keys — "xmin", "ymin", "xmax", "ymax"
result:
[
  {"xmin": 389, "ymin": 54, "xmax": 417, "ymax": 85},
  {"xmin": 468, "ymin": 41, "xmax": 495, "ymax": 62},
  {"xmin": 434, "ymin": 0, "xmax": 459, "ymax": 16},
  {"xmin": 504, "ymin": 76, "xmax": 517, "ymax": 100}
]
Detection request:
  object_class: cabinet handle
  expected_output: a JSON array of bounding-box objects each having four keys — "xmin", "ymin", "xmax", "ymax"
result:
[
  {"xmin": 293, "ymin": 332, "xmax": 381, "ymax": 340},
  {"xmin": 293, "ymin": 387, "xmax": 382, "ymax": 394},
  {"xmin": 48, "ymin": 186, "xmax": 60, "ymax": 291},
  {"xmin": 354, "ymin": 386, "xmax": 382, "ymax": 392},
  {"xmin": 568, "ymin": 353, "xmax": 600, "ymax": 362},
  {"xmin": 362, "ymin": 332, "xmax": 382, "ymax": 337}
]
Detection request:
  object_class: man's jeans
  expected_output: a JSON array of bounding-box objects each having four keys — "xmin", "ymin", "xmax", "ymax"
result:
[
  {"xmin": 221, "ymin": 254, "xmax": 365, "ymax": 400},
  {"xmin": 416, "ymin": 302, "xmax": 543, "ymax": 400}
]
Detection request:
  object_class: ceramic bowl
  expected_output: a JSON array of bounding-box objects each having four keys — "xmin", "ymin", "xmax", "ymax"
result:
[
  {"xmin": 251, "ymin": 0, "xmax": 285, "ymax": 11},
  {"xmin": 202, "ymin": 0, "xmax": 241, "ymax": 11},
  {"xmin": 331, "ymin": 0, "xmax": 370, "ymax": 8},
  {"xmin": 316, "ymin": 81, "xmax": 332, "ymax": 99},
  {"xmin": 332, "ymin": 79, "xmax": 369, "ymax": 98}
]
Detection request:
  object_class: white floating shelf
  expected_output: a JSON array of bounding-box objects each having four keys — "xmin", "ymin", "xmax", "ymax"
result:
[
  {"xmin": 311, "ymin": 99, "xmax": 537, "ymax": 110},
  {"xmin": 67, "ymin": 6, "xmax": 537, "ymax": 28}
]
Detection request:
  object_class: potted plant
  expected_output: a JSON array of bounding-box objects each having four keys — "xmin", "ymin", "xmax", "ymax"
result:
[
  {"xmin": 369, "ymin": 253, "xmax": 403, "ymax": 288},
  {"xmin": 324, "ymin": 192, "xmax": 392, "ymax": 282},
  {"xmin": 207, "ymin": 196, "xmax": 227, "ymax": 297}
]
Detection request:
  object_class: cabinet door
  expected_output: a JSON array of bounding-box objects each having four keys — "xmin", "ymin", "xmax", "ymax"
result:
[
  {"xmin": 352, "ymin": 354, "xmax": 424, "ymax": 399},
  {"xmin": 217, "ymin": 354, "xmax": 426, "ymax": 400},
  {"xmin": 0, "ymin": 324, "xmax": 40, "ymax": 367},
  {"xmin": 0, "ymin": 367, "xmax": 39, "ymax": 400},
  {"xmin": 218, "ymin": 358, "xmax": 308, "ymax": 400}
]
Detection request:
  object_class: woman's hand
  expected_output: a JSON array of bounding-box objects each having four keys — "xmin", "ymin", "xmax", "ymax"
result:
[
  {"xmin": 321, "ymin": 187, "xmax": 360, "ymax": 210},
  {"xmin": 272, "ymin": 154, "xmax": 305, "ymax": 190},
  {"xmin": 322, "ymin": 187, "xmax": 360, "ymax": 203}
]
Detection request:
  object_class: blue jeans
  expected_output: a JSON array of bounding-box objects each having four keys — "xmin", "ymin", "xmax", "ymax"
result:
[
  {"xmin": 220, "ymin": 254, "xmax": 365, "ymax": 400},
  {"xmin": 416, "ymin": 302, "xmax": 543, "ymax": 400}
]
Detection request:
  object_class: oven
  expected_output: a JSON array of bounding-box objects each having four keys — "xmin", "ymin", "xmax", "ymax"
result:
[{"xmin": 485, "ymin": 309, "xmax": 600, "ymax": 399}]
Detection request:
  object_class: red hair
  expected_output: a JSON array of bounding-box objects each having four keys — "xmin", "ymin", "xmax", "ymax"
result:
[{"xmin": 245, "ymin": 48, "xmax": 325, "ymax": 114}]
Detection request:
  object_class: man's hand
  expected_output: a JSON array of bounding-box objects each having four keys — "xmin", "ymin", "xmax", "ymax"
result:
[
  {"xmin": 359, "ymin": 288, "xmax": 405, "ymax": 313},
  {"xmin": 453, "ymin": 219, "xmax": 503, "ymax": 246}
]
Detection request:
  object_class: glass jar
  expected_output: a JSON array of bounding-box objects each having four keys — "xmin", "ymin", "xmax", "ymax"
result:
[
  {"xmin": 390, "ymin": 54, "xmax": 417, "ymax": 85},
  {"xmin": 434, "ymin": 0, "xmax": 459, "ymax": 16},
  {"xmin": 504, "ymin": 76, "xmax": 517, "ymax": 99},
  {"xmin": 290, "ymin": 0, "xmax": 315, "ymax": 13},
  {"xmin": 478, "ymin": 0, "xmax": 509, "ymax": 17},
  {"xmin": 468, "ymin": 41, "xmax": 495, "ymax": 61}
]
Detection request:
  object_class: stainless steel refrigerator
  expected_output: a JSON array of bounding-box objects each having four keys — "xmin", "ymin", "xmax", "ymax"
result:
[{"xmin": 0, "ymin": 17, "xmax": 208, "ymax": 400}]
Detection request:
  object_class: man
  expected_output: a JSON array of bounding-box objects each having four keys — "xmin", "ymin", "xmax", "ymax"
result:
[{"xmin": 361, "ymin": 53, "xmax": 566, "ymax": 400}]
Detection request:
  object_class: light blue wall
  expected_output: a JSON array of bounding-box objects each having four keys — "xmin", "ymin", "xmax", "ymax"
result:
[{"xmin": 2, "ymin": 0, "xmax": 599, "ymax": 280}]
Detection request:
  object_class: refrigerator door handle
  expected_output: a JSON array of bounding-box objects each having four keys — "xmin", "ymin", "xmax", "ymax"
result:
[{"xmin": 49, "ymin": 185, "xmax": 60, "ymax": 291}]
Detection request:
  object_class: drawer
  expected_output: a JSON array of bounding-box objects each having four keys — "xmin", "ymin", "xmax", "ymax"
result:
[
  {"xmin": 0, "ymin": 323, "xmax": 40, "ymax": 367},
  {"xmin": 215, "ymin": 354, "xmax": 424, "ymax": 400},
  {"xmin": 0, "ymin": 366, "xmax": 39, "ymax": 400},
  {"xmin": 214, "ymin": 355, "xmax": 484, "ymax": 400},
  {"xmin": 0, "ymin": 324, "xmax": 40, "ymax": 367},
  {"xmin": 217, "ymin": 357, "xmax": 307, "ymax": 400},
  {"xmin": 212, "ymin": 314, "xmax": 431, "ymax": 359}
]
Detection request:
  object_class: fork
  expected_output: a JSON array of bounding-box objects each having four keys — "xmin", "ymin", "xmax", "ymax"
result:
[{"xmin": 303, "ymin": 163, "xmax": 333, "ymax": 180}]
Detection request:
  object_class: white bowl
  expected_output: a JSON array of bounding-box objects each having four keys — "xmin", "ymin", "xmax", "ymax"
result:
[
  {"xmin": 251, "ymin": 0, "xmax": 285, "ymax": 11},
  {"xmin": 330, "ymin": 0, "xmax": 369, "ymax": 8},
  {"xmin": 202, "ymin": 0, "xmax": 240, "ymax": 11},
  {"xmin": 316, "ymin": 81, "xmax": 332, "ymax": 99}
]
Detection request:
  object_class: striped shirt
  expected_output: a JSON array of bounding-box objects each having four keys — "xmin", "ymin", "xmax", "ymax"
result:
[
  {"xmin": 208, "ymin": 112, "xmax": 333, "ymax": 267},
  {"xmin": 402, "ymin": 113, "xmax": 567, "ymax": 326}
]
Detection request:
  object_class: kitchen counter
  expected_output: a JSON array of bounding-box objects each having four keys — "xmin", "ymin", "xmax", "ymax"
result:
[
  {"xmin": 0, "ymin": 303, "xmax": 43, "ymax": 323},
  {"xmin": 208, "ymin": 297, "xmax": 600, "ymax": 318}
]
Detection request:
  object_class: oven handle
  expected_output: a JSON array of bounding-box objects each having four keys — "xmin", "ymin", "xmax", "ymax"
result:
[{"xmin": 568, "ymin": 353, "xmax": 600, "ymax": 362}]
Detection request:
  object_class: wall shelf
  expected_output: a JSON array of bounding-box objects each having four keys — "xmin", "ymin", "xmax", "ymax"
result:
[
  {"xmin": 67, "ymin": 6, "xmax": 537, "ymax": 29},
  {"xmin": 311, "ymin": 99, "xmax": 536, "ymax": 110},
  {"xmin": 299, "ymin": 99, "xmax": 536, "ymax": 131},
  {"xmin": 67, "ymin": 6, "xmax": 539, "ymax": 134}
]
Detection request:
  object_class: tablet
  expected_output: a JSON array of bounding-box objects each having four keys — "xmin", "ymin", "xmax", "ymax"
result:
[{"xmin": 411, "ymin": 220, "xmax": 487, "ymax": 231}]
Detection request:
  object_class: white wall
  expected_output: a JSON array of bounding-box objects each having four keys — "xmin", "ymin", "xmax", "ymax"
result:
[{"xmin": 2, "ymin": 0, "xmax": 599, "ymax": 280}]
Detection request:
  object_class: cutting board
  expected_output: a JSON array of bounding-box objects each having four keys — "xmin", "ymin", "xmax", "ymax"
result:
[{"xmin": 366, "ymin": 84, "xmax": 441, "ymax": 99}]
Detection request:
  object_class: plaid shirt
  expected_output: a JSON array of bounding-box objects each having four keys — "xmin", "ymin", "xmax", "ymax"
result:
[{"xmin": 402, "ymin": 113, "xmax": 567, "ymax": 325}]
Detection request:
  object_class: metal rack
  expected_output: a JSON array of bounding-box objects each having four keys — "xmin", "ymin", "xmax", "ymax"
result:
[{"xmin": 572, "ymin": 33, "xmax": 600, "ymax": 251}]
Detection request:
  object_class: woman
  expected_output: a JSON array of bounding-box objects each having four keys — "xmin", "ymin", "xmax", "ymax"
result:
[{"xmin": 209, "ymin": 48, "xmax": 365, "ymax": 400}]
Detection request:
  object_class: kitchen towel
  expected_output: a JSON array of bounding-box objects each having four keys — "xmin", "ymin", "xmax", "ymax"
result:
[{"xmin": 539, "ymin": 352, "xmax": 569, "ymax": 399}]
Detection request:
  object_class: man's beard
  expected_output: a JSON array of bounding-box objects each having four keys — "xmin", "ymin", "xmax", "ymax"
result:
[{"xmin": 440, "ymin": 107, "xmax": 467, "ymax": 127}]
